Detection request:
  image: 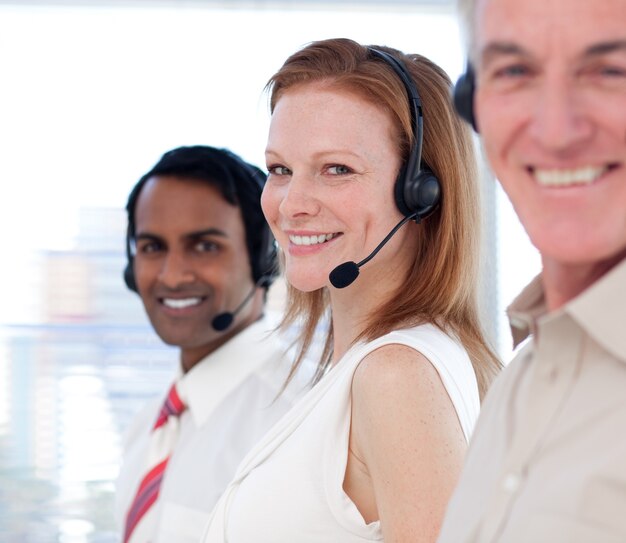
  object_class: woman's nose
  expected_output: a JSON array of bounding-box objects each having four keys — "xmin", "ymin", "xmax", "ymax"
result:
[{"xmin": 278, "ymin": 172, "xmax": 321, "ymax": 219}]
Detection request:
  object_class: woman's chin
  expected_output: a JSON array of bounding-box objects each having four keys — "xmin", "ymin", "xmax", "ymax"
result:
[{"xmin": 285, "ymin": 270, "xmax": 330, "ymax": 293}]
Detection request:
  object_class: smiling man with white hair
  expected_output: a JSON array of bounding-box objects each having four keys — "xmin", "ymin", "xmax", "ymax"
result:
[{"xmin": 438, "ymin": 0, "xmax": 626, "ymax": 541}]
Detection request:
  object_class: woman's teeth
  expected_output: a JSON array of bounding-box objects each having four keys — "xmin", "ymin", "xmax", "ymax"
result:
[{"xmin": 289, "ymin": 233, "xmax": 338, "ymax": 246}]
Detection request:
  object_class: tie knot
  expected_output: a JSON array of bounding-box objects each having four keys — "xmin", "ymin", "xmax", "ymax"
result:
[{"xmin": 153, "ymin": 382, "xmax": 186, "ymax": 430}]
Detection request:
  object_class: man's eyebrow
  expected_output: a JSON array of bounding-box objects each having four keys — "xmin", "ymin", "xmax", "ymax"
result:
[
  {"xmin": 135, "ymin": 228, "xmax": 228, "ymax": 241},
  {"xmin": 584, "ymin": 40, "xmax": 626, "ymax": 57},
  {"xmin": 480, "ymin": 42, "xmax": 530, "ymax": 66},
  {"xmin": 185, "ymin": 228, "xmax": 228, "ymax": 240},
  {"xmin": 480, "ymin": 40, "xmax": 626, "ymax": 65},
  {"xmin": 135, "ymin": 232, "xmax": 162, "ymax": 241}
]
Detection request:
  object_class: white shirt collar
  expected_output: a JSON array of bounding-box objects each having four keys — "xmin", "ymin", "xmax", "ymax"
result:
[{"xmin": 177, "ymin": 314, "xmax": 285, "ymax": 427}]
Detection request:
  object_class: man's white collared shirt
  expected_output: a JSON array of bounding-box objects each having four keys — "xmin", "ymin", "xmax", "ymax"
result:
[{"xmin": 115, "ymin": 316, "xmax": 310, "ymax": 543}]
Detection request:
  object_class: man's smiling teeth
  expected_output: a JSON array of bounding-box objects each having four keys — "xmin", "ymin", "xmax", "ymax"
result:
[
  {"xmin": 289, "ymin": 233, "xmax": 338, "ymax": 246},
  {"xmin": 162, "ymin": 297, "xmax": 202, "ymax": 309},
  {"xmin": 534, "ymin": 166, "xmax": 607, "ymax": 187}
]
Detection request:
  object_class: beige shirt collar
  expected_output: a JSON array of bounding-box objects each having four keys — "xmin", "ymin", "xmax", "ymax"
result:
[
  {"xmin": 506, "ymin": 274, "xmax": 546, "ymax": 349},
  {"xmin": 507, "ymin": 258, "xmax": 626, "ymax": 361}
]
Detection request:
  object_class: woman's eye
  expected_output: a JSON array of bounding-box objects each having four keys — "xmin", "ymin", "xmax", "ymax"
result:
[
  {"xmin": 327, "ymin": 164, "xmax": 352, "ymax": 175},
  {"xmin": 267, "ymin": 165, "xmax": 292, "ymax": 176}
]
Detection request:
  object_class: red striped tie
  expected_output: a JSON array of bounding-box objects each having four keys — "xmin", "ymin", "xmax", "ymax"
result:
[{"xmin": 123, "ymin": 382, "xmax": 186, "ymax": 543}]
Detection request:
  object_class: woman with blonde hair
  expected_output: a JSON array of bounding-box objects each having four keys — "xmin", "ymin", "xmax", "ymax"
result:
[{"xmin": 202, "ymin": 37, "xmax": 501, "ymax": 542}]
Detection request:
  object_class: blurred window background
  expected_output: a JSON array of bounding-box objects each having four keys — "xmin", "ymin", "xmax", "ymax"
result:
[{"xmin": 0, "ymin": 1, "xmax": 540, "ymax": 541}]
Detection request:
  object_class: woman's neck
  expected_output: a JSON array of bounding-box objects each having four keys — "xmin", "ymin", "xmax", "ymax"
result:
[{"xmin": 329, "ymin": 265, "xmax": 404, "ymax": 363}]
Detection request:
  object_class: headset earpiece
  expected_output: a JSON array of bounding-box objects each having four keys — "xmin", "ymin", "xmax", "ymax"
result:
[
  {"xmin": 402, "ymin": 169, "xmax": 441, "ymax": 221},
  {"xmin": 124, "ymin": 260, "xmax": 137, "ymax": 292},
  {"xmin": 123, "ymin": 227, "xmax": 138, "ymax": 293},
  {"xmin": 368, "ymin": 47, "xmax": 441, "ymax": 221},
  {"xmin": 256, "ymin": 223, "xmax": 278, "ymax": 287},
  {"xmin": 393, "ymin": 164, "xmax": 441, "ymax": 220},
  {"xmin": 453, "ymin": 63, "xmax": 477, "ymax": 131},
  {"xmin": 237, "ymin": 162, "xmax": 278, "ymax": 287}
]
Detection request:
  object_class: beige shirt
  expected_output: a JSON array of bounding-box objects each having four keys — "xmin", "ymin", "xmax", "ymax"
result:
[{"xmin": 438, "ymin": 258, "xmax": 626, "ymax": 543}]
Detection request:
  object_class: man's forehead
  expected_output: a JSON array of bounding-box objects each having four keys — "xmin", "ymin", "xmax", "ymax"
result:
[
  {"xmin": 474, "ymin": 0, "xmax": 626, "ymax": 63},
  {"xmin": 472, "ymin": 0, "xmax": 542, "ymax": 62}
]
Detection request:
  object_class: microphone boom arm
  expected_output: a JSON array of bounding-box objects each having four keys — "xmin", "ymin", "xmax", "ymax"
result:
[
  {"xmin": 329, "ymin": 211, "xmax": 417, "ymax": 289},
  {"xmin": 356, "ymin": 212, "xmax": 416, "ymax": 267}
]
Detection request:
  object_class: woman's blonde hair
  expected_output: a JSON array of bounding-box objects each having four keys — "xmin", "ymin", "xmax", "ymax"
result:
[{"xmin": 267, "ymin": 38, "xmax": 501, "ymax": 399}]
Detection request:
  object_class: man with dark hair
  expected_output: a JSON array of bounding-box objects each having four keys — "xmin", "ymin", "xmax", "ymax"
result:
[
  {"xmin": 438, "ymin": 0, "xmax": 626, "ymax": 541},
  {"xmin": 115, "ymin": 146, "xmax": 307, "ymax": 543}
]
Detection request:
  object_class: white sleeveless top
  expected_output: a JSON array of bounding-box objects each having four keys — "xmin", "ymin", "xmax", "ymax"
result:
[{"xmin": 201, "ymin": 324, "xmax": 480, "ymax": 542}]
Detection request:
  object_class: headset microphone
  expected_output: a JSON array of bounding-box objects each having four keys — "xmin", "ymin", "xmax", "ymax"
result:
[
  {"xmin": 211, "ymin": 277, "xmax": 267, "ymax": 331},
  {"xmin": 329, "ymin": 212, "xmax": 417, "ymax": 289}
]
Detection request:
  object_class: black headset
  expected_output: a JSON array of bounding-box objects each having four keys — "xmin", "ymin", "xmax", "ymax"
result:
[
  {"xmin": 453, "ymin": 62, "xmax": 477, "ymax": 131},
  {"xmin": 225, "ymin": 159, "xmax": 278, "ymax": 289},
  {"xmin": 368, "ymin": 47, "xmax": 441, "ymax": 221},
  {"xmin": 123, "ymin": 147, "xmax": 277, "ymax": 294},
  {"xmin": 124, "ymin": 242, "xmax": 138, "ymax": 292}
]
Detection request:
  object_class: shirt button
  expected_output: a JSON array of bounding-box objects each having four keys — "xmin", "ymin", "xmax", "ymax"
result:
[
  {"xmin": 540, "ymin": 364, "xmax": 558, "ymax": 382},
  {"xmin": 548, "ymin": 366, "xmax": 559, "ymax": 382},
  {"xmin": 502, "ymin": 473, "xmax": 521, "ymax": 493}
]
